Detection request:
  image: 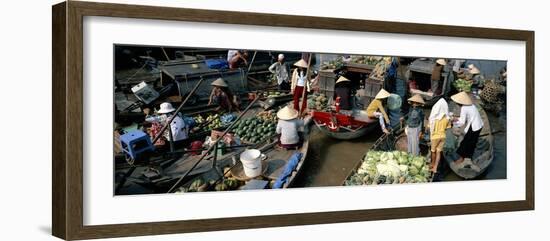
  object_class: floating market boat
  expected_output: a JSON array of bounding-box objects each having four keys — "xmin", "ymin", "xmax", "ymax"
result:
[
  {"xmin": 340, "ymin": 99, "xmax": 494, "ymax": 183},
  {"xmin": 115, "ymin": 104, "xmax": 311, "ymax": 194},
  {"xmin": 311, "ymin": 109, "xmax": 379, "ymax": 140},
  {"xmin": 443, "ymin": 100, "xmax": 494, "ymax": 179}
]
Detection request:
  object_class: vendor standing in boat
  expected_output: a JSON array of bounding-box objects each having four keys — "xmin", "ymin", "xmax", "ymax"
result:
[
  {"xmin": 428, "ymin": 98, "xmax": 452, "ymax": 173},
  {"xmin": 451, "ymin": 91, "xmax": 484, "ymax": 166},
  {"xmin": 290, "ymin": 59, "xmax": 312, "ymax": 115},
  {"xmin": 366, "ymin": 89, "xmax": 391, "ymax": 134},
  {"xmin": 402, "ymin": 94, "xmax": 425, "ymax": 156},
  {"xmin": 431, "ymin": 59, "xmax": 446, "ymax": 95},
  {"xmin": 268, "ymin": 53, "xmax": 290, "ymax": 91},
  {"xmin": 276, "ymin": 106, "xmax": 304, "ymax": 149},
  {"xmin": 145, "ymin": 102, "xmax": 189, "ymax": 147},
  {"xmin": 208, "ymin": 78, "xmax": 239, "ymax": 112},
  {"xmin": 334, "ymin": 76, "xmax": 352, "ymax": 110}
]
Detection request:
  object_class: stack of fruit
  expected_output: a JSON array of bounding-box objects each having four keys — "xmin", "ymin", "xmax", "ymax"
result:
[
  {"xmin": 233, "ymin": 114, "xmax": 277, "ymax": 144},
  {"xmin": 307, "ymin": 93, "xmax": 329, "ymax": 111}
]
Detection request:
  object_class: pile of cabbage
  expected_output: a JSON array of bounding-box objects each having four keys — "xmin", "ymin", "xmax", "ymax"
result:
[{"xmin": 344, "ymin": 151, "xmax": 431, "ymax": 186}]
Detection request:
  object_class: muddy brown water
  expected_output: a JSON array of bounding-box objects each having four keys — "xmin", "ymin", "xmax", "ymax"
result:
[{"xmin": 293, "ymin": 109, "xmax": 507, "ymax": 187}]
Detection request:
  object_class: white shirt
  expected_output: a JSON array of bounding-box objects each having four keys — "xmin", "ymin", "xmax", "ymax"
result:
[
  {"xmin": 456, "ymin": 105, "xmax": 484, "ymax": 133},
  {"xmin": 276, "ymin": 119, "xmax": 304, "ymax": 145},
  {"xmin": 227, "ymin": 50, "xmax": 238, "ymax": 62},
  {"xmin": 146, "ymin": 114, "xmax": 188, "ymax": 141},
  {"xmin": 296, "ymin": 71, "xmax": 307, "ymax": 87}
]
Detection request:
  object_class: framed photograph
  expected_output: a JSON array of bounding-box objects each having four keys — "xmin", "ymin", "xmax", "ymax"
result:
[{"xmin": 52, "ymin": 1, "xmax": 534, "ymax": 240}]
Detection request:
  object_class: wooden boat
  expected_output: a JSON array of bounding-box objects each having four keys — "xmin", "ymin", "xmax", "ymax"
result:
[
  {"xmin": 232, "ymin": 124, "xmax": 310, "ymax": 188},
  {"xmin": 116, "ymin": 104, "xmax": 311, "ymax": 194},
  {"xmin": 167, "ymin": 120, "xmax": 310, "ymax": 192},
  {"xmin": 311, "ymin": 109, "xmax": 378, "ymax": 140},
  {"xmin": 443, "ymin": 100, "xmax": 494, "ymax": 179},
  {"xmin": 340, "ymin": 99, "xmax": 495, "ymax": 183},
  {"xmin": 406, "ymin": 58, "xmax": 451, "ymax": 107}
]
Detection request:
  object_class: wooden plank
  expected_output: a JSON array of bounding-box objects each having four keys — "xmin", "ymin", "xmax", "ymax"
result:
[{"xmin": 52, "ymin": 2, "xmax": 67, "ymax": 239}]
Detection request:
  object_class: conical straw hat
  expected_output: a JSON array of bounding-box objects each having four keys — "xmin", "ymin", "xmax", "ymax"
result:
[
  {"xmin": 211, "ymin": 78, "xmax": 228, "ymax": 87},
  {"xmin": 293, "ymin": 59, "xmax": 308, "ymax": 68},
  {"xmin": 375, "ymin": 89, "xmax": 391, "ymax": 99},
  {"xmin": 276, "ymin": 106, "xmax": 299, "ymax": 120},
  {"xmin": 335, "ymin": 76, "xmax": 350, "ymax": 84},
  {"xmin": 451, "ymin": 91, "xmax": 473, "ymax": 105},
  {"xmin": 407, "ymin": 94, "xmax": 425, "ymax": 105},
  {"xmin": 469, "ymin": 67, "xmax": 480, "ymax": 74},
  {"xmin": 436, "ymin": 59, "xmax": 447, "ymax": 65}
]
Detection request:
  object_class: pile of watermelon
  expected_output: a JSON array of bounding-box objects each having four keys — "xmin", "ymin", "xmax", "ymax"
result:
[{"xmin": 233, "ymin": 116, "xmax": 277, "ymax": 144}]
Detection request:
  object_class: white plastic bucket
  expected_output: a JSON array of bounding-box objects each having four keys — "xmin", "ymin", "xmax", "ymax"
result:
[{"xmin": 239, "ymin": 149, "xmax": 265, "ymax": 178}]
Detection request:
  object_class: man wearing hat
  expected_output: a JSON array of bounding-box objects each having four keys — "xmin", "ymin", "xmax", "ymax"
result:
[
  {"xmin": 431, "ymin": 58, "xmax": 447, "ymax": 95},
  {"xmin": 290, "ymin": 59, "xmax": 312, "ymax": 114},
  {"xmin": 366, "ymin": 89, "xmax": 391, "ymax": 134},
  {"xmin": 268, "ymin": 54, "xmax": 290, "ymax": 91},
  {"xmin": 145, "ymin": 102, "xmax": 189, "ymax": 147},
  {"xmin": 275, "ymin": 106, "xmax": 305, "ymax": 149},
  {"xmin": 402, "ymin": 94, "xmax": 425, "ymax": 156},
  {"xmin": 334, "ymin": 76, "xmax": 352, "ymax": 110},
  {"xmin": 451, "ymin": 91, "xmax": 484, "ymax": 166},
  {"xmin": 208, "ymin": 78, "xmax": 239, "ymax": 112}
]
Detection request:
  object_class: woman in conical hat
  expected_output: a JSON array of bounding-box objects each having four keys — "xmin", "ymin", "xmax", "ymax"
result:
[
  {"xmin": 276, "ymin": 106, "xmax": 304, "ymax": 149},
  {"xmin": 450, "ymin": 91, "xmax": 484, "ymax": 166},
  {"xmin": 402, "ymin": 94, "xmax": 425, "ymax": 155},
  {"xmin": 334, "ymin": 76, "xmax": 352, "ymax": 110},
  {"xmin": 428, "ymin": 98, "xmax": 451, "ymax": 173},
  {"xmin": 366, "ymin": 89, "xmax": 391, "ymax": 134},
  {"xmin": 208, "ymin": 78, "xmax": 239, "ymax": 112},
  {"xmin": 290, "ymin": 58, "xmax": 312, "ymax": 114}
]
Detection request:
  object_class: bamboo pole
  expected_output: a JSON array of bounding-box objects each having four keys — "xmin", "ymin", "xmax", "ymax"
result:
[
  {"xmin": 151, "ymin": 77, "xmax": 205, "ymax": 145},
  {"xmin": 299, "ymin": 54, "xmax": 313, "ymax": 115},
  {"xmin": 161, "ymin": 47, "xmax": 170, "ymax": 61}
]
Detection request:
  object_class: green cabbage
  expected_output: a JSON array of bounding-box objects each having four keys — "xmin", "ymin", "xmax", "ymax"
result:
[{"xmin": 411, "ymin": 157, "xmax": 425, "ymax": 169}]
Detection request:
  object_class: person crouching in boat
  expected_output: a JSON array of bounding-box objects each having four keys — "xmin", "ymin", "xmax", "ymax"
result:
[
  {"xmin": 208, "ymin": 78, "xmax": 240, "ymax": 113},
  {"xmin": 334, "ymin": 76, "xmax": 352, "ymax": 110},
  {"xmin": 402, "ymin": 94, "xmax": 425, "ymax": 156},
  {"xmin": 290, "ymin": 59, "xmax": 311, "ymax": 115},
  {"xmin": 428, "ymin": 98, "xmax": 452, "ymax": 173},
  {"xmin": 276, "ymin": 106, "xmax": 304, "ymax": 150},
  {"xmin": 366, "ymin": 89, "xmax": 391, "ymax": 134},
  {"xmin": 450, "ymin": 91, "xmax": 484, "ymax": 167},
  {"xmin": 145, "ymin": 102, "xmax": 189, "ymax": 148}
]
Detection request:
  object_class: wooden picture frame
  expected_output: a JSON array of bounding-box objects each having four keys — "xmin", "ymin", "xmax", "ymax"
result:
[{"xmin": 52, "ymin": 1, "xmax": 534, "ymax": 240}]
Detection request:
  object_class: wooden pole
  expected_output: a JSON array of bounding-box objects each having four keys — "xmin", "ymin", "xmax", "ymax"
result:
[
  {"xmin": 300, "ymin": 54, "xmax": 313, "ymax": 115},
  {"xmin": 167, "ymin": 96, "xmax": 260, "ymax": 193},
  {"xmin": 161, "ymin": 47, "xmax": 170, "ymax": 61},
  {"xmin": 247, "ymin": 51, "xmax": 258, "ymax": 74}
]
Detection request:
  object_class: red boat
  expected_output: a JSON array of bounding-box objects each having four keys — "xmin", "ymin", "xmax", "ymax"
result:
[{"xmin": 310, "ymin": 100, "xmax": 378, "ymax": 140}]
